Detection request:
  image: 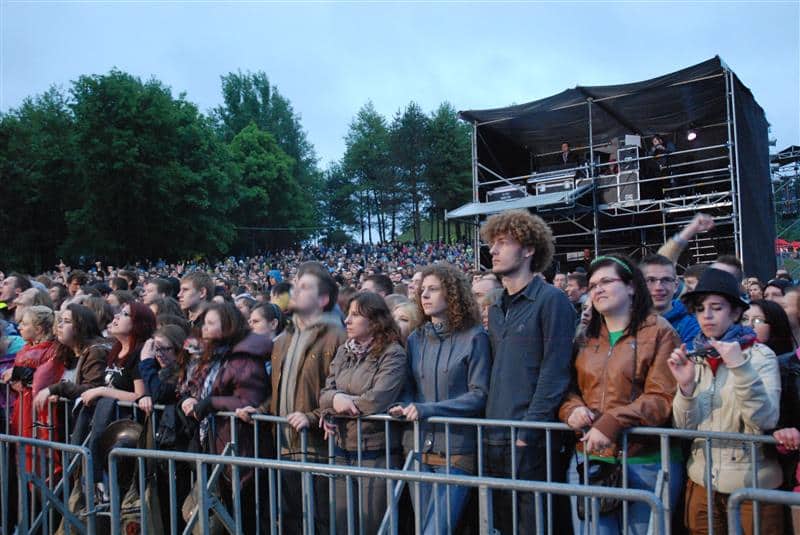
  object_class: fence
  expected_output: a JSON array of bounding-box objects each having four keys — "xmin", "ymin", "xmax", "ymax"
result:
[
  {"xmin": 1, "ymin": 395, "xmax": 799, "ymax": 535},
  {"xmin": 106, "ymin": 446, "xmax": 666, "ymax": 535}
]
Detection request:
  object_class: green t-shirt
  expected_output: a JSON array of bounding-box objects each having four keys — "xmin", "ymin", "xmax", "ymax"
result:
[{"xmin": 609, "ymin": 329, "xmax": 625, "ymax": 347}]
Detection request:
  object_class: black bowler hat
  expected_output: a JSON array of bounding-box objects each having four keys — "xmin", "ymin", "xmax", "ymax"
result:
[{"xmin": 680, "ymin": 268, "xmax": 749, "ymax": 310}]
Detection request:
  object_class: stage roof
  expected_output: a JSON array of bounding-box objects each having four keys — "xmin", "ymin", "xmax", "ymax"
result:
[{"xmin": 459, "ymin": 56, "xmax": 764, "ymax": 154}]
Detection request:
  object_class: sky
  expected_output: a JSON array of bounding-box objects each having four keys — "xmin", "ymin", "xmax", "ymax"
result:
[{"xmin": 2, "ymin": 1, "xmax": 798, "ymax": 167}]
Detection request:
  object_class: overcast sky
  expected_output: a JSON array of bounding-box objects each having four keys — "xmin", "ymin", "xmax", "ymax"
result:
[{"xmin": 2, "ymin": 1, "xmax": 798, "ymax": 166}]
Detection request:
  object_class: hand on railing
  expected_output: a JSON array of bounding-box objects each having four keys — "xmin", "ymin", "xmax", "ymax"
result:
[
  {"xmin": 581, "ymin": 428, "xmax": 611, "ymax": 452},
  {"xmin": 137, "ymin": 395, "xmax": 153, "ymax": 415},
  {"xmin": 320, "ymin": 414, "xmax": 337, "ymax": 440},
  {"xmin": 388, "ymin": 404, "xmax": 418, "ymax": 421},
  {"xmin": 286, "ymin": 412, "xmax": 310, "ymax": 431},
  {"xmin": 773, "ymin": 428, "xmax": 800, "ymax": 451},
  {"xmin": 33, "ymin": 387, "xmax": 59, "ymax": 412},
  {"xmin": 235, "ymin": 405, "xmax": 258, "ymax": 424}
]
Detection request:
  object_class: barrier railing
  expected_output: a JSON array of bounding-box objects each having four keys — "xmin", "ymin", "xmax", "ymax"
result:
[
  {"xmin": 0, "ymin": 434, "xmax": 96, "ymax": 535},
  {"xmin": 107, "ymin": 446, "xmax": 666, "ymax": 535},
  {"xmin": 727, "ymin": 487, "xmax": 800, "ymax": 535},
  {"xmin": 0, "ymin": 396, "xmax": 791, "ymax": 535}
]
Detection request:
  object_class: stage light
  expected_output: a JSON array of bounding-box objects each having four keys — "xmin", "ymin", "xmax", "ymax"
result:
[{"xmin": 687, "ymin": 129, "xmax": 698, "ymax": 141}]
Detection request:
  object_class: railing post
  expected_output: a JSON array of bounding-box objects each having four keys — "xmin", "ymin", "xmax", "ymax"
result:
[
  {"xmin": 196, "ymin": 460, "xmax": 211, "ymax": 535},
  {"xmin": 109, "ymin": 453, "xmax": 122, "ymax": 535},
  {"xmin": 478, "ymin": 484, "xmax": 493, "ymax": 535}
]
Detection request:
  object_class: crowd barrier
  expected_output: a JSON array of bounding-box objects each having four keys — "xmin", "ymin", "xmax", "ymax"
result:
[
  {"xmin": 1, "ymin": 394, "xmax": 799, "ymax": 535},
  {"xmin": 727, "ymin": 488, "xmax": 800, "ymax": 535},
  {"xmin": 106, "ymin": 447, "xmax": 665, "ymax": 535}
]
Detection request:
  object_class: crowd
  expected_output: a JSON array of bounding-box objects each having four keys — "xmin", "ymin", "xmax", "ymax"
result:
[{"xmin": 1, "ymin": 211, "xmax": 800, "ymax": 535}]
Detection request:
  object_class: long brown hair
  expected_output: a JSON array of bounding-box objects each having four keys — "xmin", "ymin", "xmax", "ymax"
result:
[
  {"xmin": 416, "ymin": 264, "xmax": 479, "ymax": 332},
  {"xmin": 347, "ymin": 292, "xmax": 400, "ymax": 356}
]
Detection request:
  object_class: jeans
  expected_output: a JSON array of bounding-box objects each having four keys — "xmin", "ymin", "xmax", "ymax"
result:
[
  {"xmin": 485, "ymin": 440, "xmax": 573, "ymax": 535},
  {"xmin": 570, "ymin": 454, "xmax": 684, "ymax": 535},
  {"xmin": 415, "ymin": 463, "xmax": 470, "ymax": 535}
]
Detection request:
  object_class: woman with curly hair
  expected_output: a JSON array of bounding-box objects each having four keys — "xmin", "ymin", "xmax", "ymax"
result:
[
  {"xmin": 319, "ymin": 291, "xmax": 407, "ymax": 535},
  {"xmin": 389, "ymin": 263, "xmax": 491, "ymax": 534}
]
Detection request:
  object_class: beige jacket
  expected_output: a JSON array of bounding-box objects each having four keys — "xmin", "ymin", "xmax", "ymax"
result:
[{"xmin": 673, "ymin": 342, "xmax": 782, "ymax": 493}]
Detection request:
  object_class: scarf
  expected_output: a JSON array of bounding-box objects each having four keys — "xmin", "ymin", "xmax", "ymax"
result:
[
  {"xmin": 344, "ymin": 337, "xmax": 374, "ymax": 360},
  {"xmin": 693, "ymin": 323, "xmax": 757, "ymax": 375},
  {"xmin": 198, "ymin": 345, "xmax": 228, "ymax": 445}
]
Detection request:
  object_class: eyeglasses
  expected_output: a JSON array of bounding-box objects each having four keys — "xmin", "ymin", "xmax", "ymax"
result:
[
  {"xmin": 588, "ymin": 277, "xmax": 623, "ymax": 293},
  {"xmin": 741, "ymin": 316, "xmax": 768, "ymax": 326},
  {"xmin": 645, "ymin": 277, "xmax": 677, "ymax": 287}
]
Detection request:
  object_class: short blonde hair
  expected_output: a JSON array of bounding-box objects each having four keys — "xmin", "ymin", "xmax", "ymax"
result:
[
  {"xmin": 480, "ymin": 210, "xmax": 555, "ymax": 273},
  {"xmin": 23, "ymin": 305, "xmax": 55, "ymax": 335}
]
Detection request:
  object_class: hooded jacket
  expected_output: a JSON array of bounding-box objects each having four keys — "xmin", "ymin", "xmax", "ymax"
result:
[
  {"xmin": 663, "ymin": 299, "xmax": 701, "ymax": 350},
  {"xmin": 194, "ymin": 333, "xmax": 272, "ymax": 461}
]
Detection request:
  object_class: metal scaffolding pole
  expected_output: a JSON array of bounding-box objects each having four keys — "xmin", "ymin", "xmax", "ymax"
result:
[
  {"xmin": 724, "ymin": 67, "xmax": 743, "ymax": 264},
  {"xmin": 588, "ymin": 98, "xmax": 600, "ymax": 256},
  {"xmin": 471, "ymin": 121, "xmax": 481, "ymax": 270}
]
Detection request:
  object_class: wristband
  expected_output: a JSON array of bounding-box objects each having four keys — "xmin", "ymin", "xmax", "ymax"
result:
[{"xmin": 672, "ymin": 233, "xmax": 688, "ymax": 247}]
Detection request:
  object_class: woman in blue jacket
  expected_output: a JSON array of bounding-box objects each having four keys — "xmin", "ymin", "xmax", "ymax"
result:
[{"xmin": 390, "ymin": 263, "xmax": 491, "ymax": 534}]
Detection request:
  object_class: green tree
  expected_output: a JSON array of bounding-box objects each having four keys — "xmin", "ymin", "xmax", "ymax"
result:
[
  {"xmin": 65, "ymin": 69, "xmax": 239, "ymax": 263},
  {"xmin": 426, "ymin": 102, "xmax": 472, "ymax": 241},
  {"xmin": 0, "ymin": 87, "xmax": 78, "ymax": 272},
  {"xmin": 319, "ymin": 161, "xmax": 358, "ymax": 244},
  {"xmin": 228, "ymin": 123, "xmax": 314, "ymax": 250},
  {"xmin": 390, "ymin": 102, "xmax": 429, "ymax": 242},
  {"xmin": 343, "ymin": 102, "xmax": 392, "ymax": 243},
  {"xmin": 214, "ymin": 71, "xmax": 322, "ymax": 244}
]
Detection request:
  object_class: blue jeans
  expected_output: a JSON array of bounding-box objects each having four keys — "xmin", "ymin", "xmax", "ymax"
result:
[
  {"xmin": 570, "ymin": 454, "xmax": 684, "ymax": 535},
  {"xmin": 416, "ymin": 463, "xmax": 470, "ymax": 535}
]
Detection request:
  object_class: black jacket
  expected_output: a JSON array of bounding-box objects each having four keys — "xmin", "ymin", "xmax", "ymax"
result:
[{"xmin": 486, "ymin": 276, "xmax": 576, "ymax": 444}]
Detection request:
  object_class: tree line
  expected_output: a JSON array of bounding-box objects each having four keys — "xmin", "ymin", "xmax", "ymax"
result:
[{"xmin": 0, "ymin": 70, "xmax": 472, "ymax": 273}]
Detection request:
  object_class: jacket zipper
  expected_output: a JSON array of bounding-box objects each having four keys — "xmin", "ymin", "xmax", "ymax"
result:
[{"xmin": 599, "ymin": 344, "xmax": 615, "ymax": 412}]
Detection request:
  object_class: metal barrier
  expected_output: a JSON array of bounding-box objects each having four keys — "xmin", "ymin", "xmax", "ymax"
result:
[
  {"xmin": 0, "ymin": 395, "xmax": 792, "ymax": 535},
  {"xmin": 727, "ymin": 487, "xmax": 800, "ymax": 535},
  {"xmin": 0, "ymin": 433, "xmax": 96, "ymax": 535},
  {"xmin": 107, "ymin": 446, "xmax": 666, "ymax": 535}
]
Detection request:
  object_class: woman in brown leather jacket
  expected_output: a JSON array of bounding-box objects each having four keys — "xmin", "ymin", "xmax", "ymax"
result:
[
  {"xmin": 559, "ymin": 254, "xmax": 682, "ymax": 535},
  {"xmin": 319, "ymin": 291, "xmax": 407, "ymax": 535}
]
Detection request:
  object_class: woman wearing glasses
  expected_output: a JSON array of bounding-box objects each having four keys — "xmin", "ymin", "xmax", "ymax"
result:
[
  {"xmin": 559, "ymin": 254, "xmax": 682, "ymax": 535},
  {"xmin": 137, "ymin": 324, "xmax": 188, "ymax": 413},
  {"xmin": 667, "ymin": 268, "xmax": 783, "ymax": 534}
]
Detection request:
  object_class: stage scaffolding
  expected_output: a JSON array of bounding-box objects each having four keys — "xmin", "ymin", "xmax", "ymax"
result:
[{"xmin": 449, "ymin": 57, "xmax": 776, "ymax": 281}]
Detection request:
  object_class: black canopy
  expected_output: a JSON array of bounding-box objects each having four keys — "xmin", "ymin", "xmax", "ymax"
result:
[{"xmin": 459, "ymin": 56, "xmax": 776, "ymax": 280}]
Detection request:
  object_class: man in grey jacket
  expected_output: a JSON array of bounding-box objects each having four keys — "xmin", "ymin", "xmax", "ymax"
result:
[{"xmin": 481, "ymin": 210, "xmax": 576, "ymax": 535}]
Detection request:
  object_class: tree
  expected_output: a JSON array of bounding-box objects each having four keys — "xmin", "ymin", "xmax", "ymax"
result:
[
  {"xmin": 228, "ymin": 123, "xmax": 314, "ymax": 251},
  {"xmin": 343, "ymin": 102, "xmax": 392, "ymax": 243},
  {"xmin": 390, "ymin": 102, "xmax": 429, "ymax": 242},
  {"xmin": 214, "ymin": 71, "xmax": 322, "ymax": 244},
  {"xmin": 425, "ymin": 102, "xmax": 472, "ymax": 241},
  {"xmin": 65, "ymin": 70, "xmax": 239, "ymax": 263},
  {"xmin": 320, "ymin": 161, "xmax": 358, "ymax": 243},
  {"xmin": 0, "ymin": 87, "xmax": 78, "ymax": 272}
]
